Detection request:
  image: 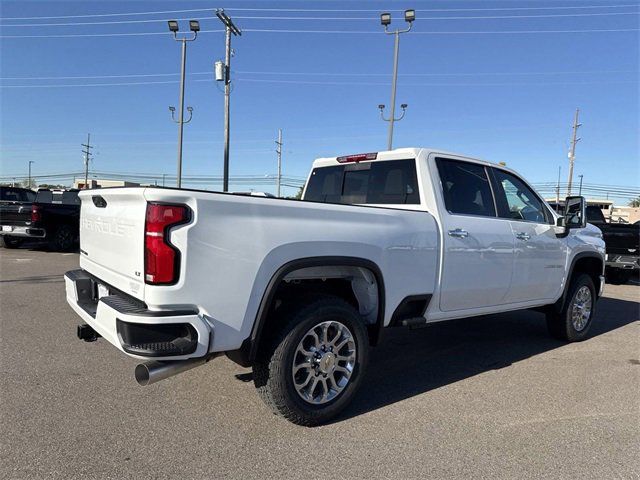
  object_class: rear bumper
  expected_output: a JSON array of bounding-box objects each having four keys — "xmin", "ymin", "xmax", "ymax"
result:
[
  {"xmin": 64, "ymin": 269, "xmax": 212, "ymax": 361},
  {"xmin": 605, "ymin": 254, "xmax": 639, "ymax": 270},
  {"xmin": 0, "ymin": 225, "xmax": 46, "ymax": 238}
]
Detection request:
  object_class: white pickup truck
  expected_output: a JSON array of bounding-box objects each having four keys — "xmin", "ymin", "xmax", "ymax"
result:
[{"xmin": 65, "ymin": 148, "xmax": 605, "ymax": 425}]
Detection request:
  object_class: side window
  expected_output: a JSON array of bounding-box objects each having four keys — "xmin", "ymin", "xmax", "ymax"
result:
[
  {"xmin": 493, "ymin": 169, "xmax": 551, "ymax": 224},
  {"xmin": 436, "ymin": 158, "xmax": 496, "ymax": 217}
]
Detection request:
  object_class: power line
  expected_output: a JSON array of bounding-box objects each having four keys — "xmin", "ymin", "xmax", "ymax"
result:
[
  {"xmin": 2, "ymin": 4, "xmax": 638, "ymax": 20},
  {"xmin": 2, "ymin": 27, "xmax": 638, "ymax": 39},
  {"xmin": 4, "ymin": 11, "xmax": 639, "ymax": 27},
  {"xmin": 2, "ymin": 78, "xmax": 638, "ymax": 89},
  {"xmin": 3, "ymin": 78, "xmax": 637, "ymax": 89},
  {"xmin": 3, "ymin": 69, "xmax": 636, "ymax": 81}
]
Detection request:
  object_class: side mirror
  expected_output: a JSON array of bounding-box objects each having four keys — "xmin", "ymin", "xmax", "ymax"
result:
[{"xmin": 564, "ymin": 195, "xmax": 587, "ymax": 229}]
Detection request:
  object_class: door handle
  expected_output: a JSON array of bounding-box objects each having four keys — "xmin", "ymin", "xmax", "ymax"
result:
[
  {"xmin": 448, "ymin": 228, "xmax": 469, "ymax": 238},
  {"xmin": 516, "ymin": 232, "xmax": 531, "ymax": 241}
]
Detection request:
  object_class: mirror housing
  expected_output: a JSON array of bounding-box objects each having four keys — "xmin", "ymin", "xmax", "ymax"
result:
[{"xmin": 564, "ymin": 195, "xmax": 587, "ymax": 229}]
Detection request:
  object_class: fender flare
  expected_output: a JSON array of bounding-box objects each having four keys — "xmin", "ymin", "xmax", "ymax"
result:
[
  {"xmin": 555, "ymin": 251, "xmax": 604, "ymax": 312},
  {"xmin": 226, "ymin": 256, "xmax": 386, "ymax": 367}
]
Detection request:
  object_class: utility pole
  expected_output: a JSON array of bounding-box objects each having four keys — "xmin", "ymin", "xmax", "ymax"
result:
[
  {"xmin": 276, "ymin": 129, "xmax": 283, "ymax": 197},
  {"xmin": 555, "ymin": 166, "xmax": 561, "ymax": 204},
  {"xmin": 566, "ymin": 108, "xmax": 581, "ymax": 196},
  {"xmin": 27, "ymin": 161, "xmax": 34, "ymax": 190},
  {"xmin": 167, "ymin": 19, "xmax": 199, "ymax": 188},
  {"xmin": 81, "ymin": 134, "xmax": 93, "ymax": 189},
  {"xmin": 162, "ymin": 174, "xmax": 166, "ymax": 187},
  {"xmin": 578, "ymin": 174, "xmax": 584, "ymax": 196},
  {"xmin": 215, "ymin": 9, "xmax": 242, "ymax": 192},
  {"xmin": 378, "ymin": 9, "xmax": 415, "ymax": 151}
]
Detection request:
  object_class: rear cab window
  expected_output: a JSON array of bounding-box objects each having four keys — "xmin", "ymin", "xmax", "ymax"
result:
[{"xmin": 304, "ymin": 159, "xmax": 420, "ymax": 205}]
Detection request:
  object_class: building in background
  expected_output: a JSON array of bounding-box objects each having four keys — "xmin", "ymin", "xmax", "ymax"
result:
[
  {"xmin": 610, "ymin": 206, "xmax": 640, "ymax": 224},
  {"xmin": 74, "ymin": 178, "xmax": 141, "ymax": 189}
]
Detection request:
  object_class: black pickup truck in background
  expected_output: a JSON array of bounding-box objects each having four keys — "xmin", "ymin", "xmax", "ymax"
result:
[
  {"xmin": 0, "ymin": 186, "xmax": 36, "ymax": 248},
  {"xmin": 0, "ymin": 187, "xmax": 80, "ymax": 251},
  {"xmin": 548, "ymin": 202, "xmax": 639, "ymax": 284},
  {"xmin": 585, "ymin": 206, "xmax": 640, "ymax": 284}
]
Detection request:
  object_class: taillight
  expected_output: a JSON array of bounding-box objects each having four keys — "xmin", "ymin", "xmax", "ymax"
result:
[
  {"xmin": 144, "ymin": 203, "xmax": 189, "ymax": 285},
  {"xmin": 31, "ymin": 204, "xmax": 42, "ymax": 223}
]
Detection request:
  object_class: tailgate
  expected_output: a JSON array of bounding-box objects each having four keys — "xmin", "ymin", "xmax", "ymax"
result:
[
  {"xmin": 0, "ymin": 202, "xmax": 31, "ymax": 226},
  {"xmin": 78, "ymin": 188, "xmax": 148, "ymax": 300},
  {"xmin": 603, "ymin": 226, "xmax": 640, "ymax": 255}
]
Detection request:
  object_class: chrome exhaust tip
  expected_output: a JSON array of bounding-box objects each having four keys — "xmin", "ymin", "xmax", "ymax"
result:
[{"xmin": 135, "ymin": 357, "xmax": 208, "ymax": 386}]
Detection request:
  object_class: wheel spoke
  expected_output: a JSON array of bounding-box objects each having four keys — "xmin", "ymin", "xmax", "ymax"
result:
[
  {"xmin": 293, "ymin": 360, "xmax": 312, "ymax": 375},
  {"xmin": 291, "ymin": 320, "xmax": 357, "ymax": 405},
  {"xmin": 294, "ymin": 371, "xmax": 313, "ymax": 388}
]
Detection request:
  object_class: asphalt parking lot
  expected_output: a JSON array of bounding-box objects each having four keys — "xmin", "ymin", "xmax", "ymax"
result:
[{"xmin": 1, "ymin": 246, "xmax": 638, "ymax": 480}]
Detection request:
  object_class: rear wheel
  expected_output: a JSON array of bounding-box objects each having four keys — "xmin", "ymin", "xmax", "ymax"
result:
[
  {"xmin": 547, "ymin": 274, "xmax": 596, "ymax": 342},
  {"xmin": 0, "ymin": 236, "xmax": 23, "ymax": 248},
  {"xmin": 48, "ymin": 225, "xmax": 75, "ymax": 251},
  {"xmin": 253, "ymin": 295, "xmax": 369, "ymax": 426}
]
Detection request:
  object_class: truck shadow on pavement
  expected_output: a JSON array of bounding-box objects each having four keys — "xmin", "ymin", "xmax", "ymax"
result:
[
  {"xmin": 0, "ymin": 274, "xmax": 64, "ymax": 284},
  {"xmin": 332, "ymin": 296, "xmax": 639, "ymax": 424}
]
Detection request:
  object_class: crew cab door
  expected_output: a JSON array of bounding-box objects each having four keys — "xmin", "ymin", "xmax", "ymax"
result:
[
  {"xmin": 489, "ymin": 168, "xmax": 566, "ymax": 302},
  {"xmin": 435, "ymin": 158, "xmax": 514, "ymax": 311}
]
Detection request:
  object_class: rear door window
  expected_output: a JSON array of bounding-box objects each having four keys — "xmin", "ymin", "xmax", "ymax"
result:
[
  {"xmin": 436, "ymin": 158, "xmax": 496, "ymax": 217},
  {"xmin": 304, "ymin": 159, "xmax": 420, "ymax": 205}
]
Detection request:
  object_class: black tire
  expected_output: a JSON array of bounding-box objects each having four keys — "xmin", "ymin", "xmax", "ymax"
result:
[
  {"xmin": 546, "ymin": 274, "xmax": 596, "ymax": 342},
  {"xmin": 0, "ymin": 236, "xmax": 23, "ymax": 248},
  {"xmin": 606, "ymin": 268, "xmax": 632, "ymax": 285},
  {"xmin": 253, "ymin": 295, "xmax": 369, "ymax": 426},
  {"xmin": 48, "ymin": 225, "xmax": 75, "ymax": 251}
]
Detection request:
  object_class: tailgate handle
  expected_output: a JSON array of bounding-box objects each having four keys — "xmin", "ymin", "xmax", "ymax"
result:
[{"xmin": 92, "ymin": 196, "xmax": 107, "ymax": 208}]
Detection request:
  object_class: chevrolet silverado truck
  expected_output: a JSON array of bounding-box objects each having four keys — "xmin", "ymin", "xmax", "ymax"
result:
[
  {"xmin": 0, "ymin": 186, "xmax": 36, "ymax": 248},
  {"xmin": 0, "ymin": 188, "xmax": 80, "ymax": 251},
  {"xmin": 65, "ymin": 148, "xmax": 605, "ymax": 425}
]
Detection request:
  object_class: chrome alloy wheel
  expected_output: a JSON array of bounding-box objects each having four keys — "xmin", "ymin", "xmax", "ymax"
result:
[
  {"xmin": 292, "ymin": 321, "xmax": 356, "ymax": 405},
  {"xmin": 571, "ymin": 285, "xmax": 592, "ymax": 332}
]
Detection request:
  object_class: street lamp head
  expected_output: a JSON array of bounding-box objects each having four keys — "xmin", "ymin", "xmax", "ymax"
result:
[
  {"xmin": 167, "ymin": 20, "xmax": 179, "ymax": 33},
  {"xmin": 186, "ymin": 106, "xmax": 193, "ymax": 112},
  {"xmin": 380, "ymin": 12, "xmax": 391, "ymax": 26},
  {"xmin": 404, "ymin": 9, "xmax": 416, "ymax": 23},
  {"xmin": 378, "ymin": 104, "xmax": 385, "ymax": 110},
  {"xmin": 169, "ymin": 106, "xmax": 175, "ymax": 112},
  {"xmin": 189, "ymin": 20, "xmax": 200, "ymax": 32},
  {"xmin": 401, "ymin": 103, "xmax": 408, "ymax": 109}
]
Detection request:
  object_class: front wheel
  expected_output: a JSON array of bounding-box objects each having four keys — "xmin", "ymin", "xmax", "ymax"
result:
[
  {"xmin": 546, "ymin": 274, "xmax": 596, "ymax": 342},
  {"xmin": 253, "ymin": 295, "xmax": 369, "ymax": 426}
]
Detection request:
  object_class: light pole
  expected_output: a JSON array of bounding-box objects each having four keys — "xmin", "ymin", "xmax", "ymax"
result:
[
  {"xmin": 215, "ymin": 9, "xmax": 242, "ymax": 192},
  {"xmin": 578, "ymin": 174, "xmax": 584, "ymax": 196},
  {"xmin": 27, "ymin": 161, "xmax": 34, "ymax": 189},
  {"xmin": 168, "ymin": 19, "xmax": 199, "ymax": 188},
  {"xmin": 378, "ymin": 9, "xmax": 415, "ymax": 151}
]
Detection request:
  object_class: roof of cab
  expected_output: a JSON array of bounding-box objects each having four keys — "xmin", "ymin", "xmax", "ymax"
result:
[{"xmin": 311, "ymin": 147, "xmax": 500, "ymax": 169}]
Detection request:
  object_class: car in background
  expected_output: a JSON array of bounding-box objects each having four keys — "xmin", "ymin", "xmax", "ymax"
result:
[{"xmin": 0, "ymin": 188, "xmax": 80, "ymax": 251}]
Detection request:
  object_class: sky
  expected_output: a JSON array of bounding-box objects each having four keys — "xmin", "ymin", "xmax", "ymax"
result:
[{"xmin": 0, "ymin": 0, "xmax": 639, "ymax": 200}]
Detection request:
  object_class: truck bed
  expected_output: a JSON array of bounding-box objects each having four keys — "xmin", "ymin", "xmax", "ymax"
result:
[{"xmin": 78, "ymin": 187, "xmax": 439, "ymax": 352}]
